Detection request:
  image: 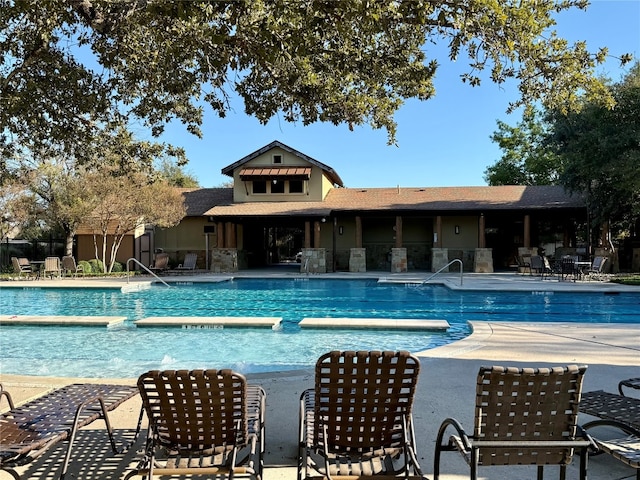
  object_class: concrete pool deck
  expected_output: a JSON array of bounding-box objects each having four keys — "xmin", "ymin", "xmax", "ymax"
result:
[{"xmin": 1, "ymin": 272, "xmax": 639, "ymax": 479}]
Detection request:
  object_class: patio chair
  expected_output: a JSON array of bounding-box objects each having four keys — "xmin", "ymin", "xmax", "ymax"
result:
[
  {"xmin": 61, "ymin": 255, "xmax": 84, "ymax": 277},
  {"xmin": 298, "ymin": 350, "xmax": 425, "ymax": 480},
  {"xmin": 516, "ymin": 255, "xmax": 531, "ymax": 275},
  {"xmin": 586, "ymin": 256, "xmax": 608, "ymax": 281},
  {"xmin": 175, "ymin": 253, "xmax": 198, "ymax": 271},
  {"xmin": 434, "ymin": 365, "xmax": 594, "ymax": 480},
  {"xmin": 560, "ymin": 256, "xmax": 576, "ymax": 281},
  {"xmin": 11, "ymin": 257, "xmax": 32, "ymax": 279},
  {"xmin": 149, "ymin": 252, "xmax": 169, "ymax": 274},
  {"xmin": 580, "ymin": 388, "xmax": 640, "ymax": 479},
  {"xmin": 126, "ymin": 369, "xmax": 266, "ymax": 480},
  {"xmin": 0, "ymin": 383, "xmax": 138, "ymax": 480},
  {"xmin": 43, "ymin": 256, "xmax": 62, "ymax": 279}
]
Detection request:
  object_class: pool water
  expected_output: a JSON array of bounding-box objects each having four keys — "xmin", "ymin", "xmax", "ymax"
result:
[{"xmin": 1, "ymin": 279, "xmax": 638, "ymax": 378}]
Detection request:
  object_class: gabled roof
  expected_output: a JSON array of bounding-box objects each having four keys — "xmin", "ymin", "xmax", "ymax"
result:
[
  {"xmin": 323, "ymin": 185, "xmax": 585, "ymax": 212},
  {"xmin": 221, "ymin": 140, "xmax": 344, "ymax": 186},
  {"xmin": 182, "ymin": 185, "xmax": 585, "ymax": 218},
  {"xmin": 179, "ymin": 188, "xmax": 233, "ymax": 216}
]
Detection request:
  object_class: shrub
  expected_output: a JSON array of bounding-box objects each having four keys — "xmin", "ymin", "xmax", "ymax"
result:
[
  {"xmin": 111, "ymin": 261, "xmax": 123, "ymax": 273},
  {"xmin": 88, "ymin": 258, "xmax": 104, "ymax": 274},
  {"xmin": 78, "ymin": 260, "xmax": 92, "ymax": 274}
]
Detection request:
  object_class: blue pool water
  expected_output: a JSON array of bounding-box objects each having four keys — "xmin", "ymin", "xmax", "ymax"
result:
[{"xmin": 1, "ymin": 279, "xmax": 639, "ymax": 378}]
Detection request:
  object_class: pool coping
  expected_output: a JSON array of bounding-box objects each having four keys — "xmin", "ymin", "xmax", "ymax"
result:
[{"xmin": 1, "ymin": 270, "xmax": 639, "ymax": 293}]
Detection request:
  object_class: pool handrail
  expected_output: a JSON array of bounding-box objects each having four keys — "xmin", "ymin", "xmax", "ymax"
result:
[
  {"xmin": 422, "ymin": 258, "xmax": 463, "ymax": 286},
  {"xmin": 126, "ymin": 257, "xmax": 170, "ymax": 287}
]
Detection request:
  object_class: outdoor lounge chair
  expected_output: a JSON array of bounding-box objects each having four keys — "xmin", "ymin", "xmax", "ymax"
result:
[
  {"xmin": 126, "ymin": 369, "xmax": 266, "ymax": 480},
  {"xmin": 43, "ymin": 256, "xmax": 62, "ymax": 279},
  {"xmin": 434, "ymin": 365, "xmax": 594, "ymax": 480},
  {"xmin": 586, "ymin": 256, "xmax": 608, "ymax": 281},
  {"xmin": 149, "ymin": 252, "xmax": 169, "ymax": 274},
  {"xmin": 61, "ymin": 255, "xmax": 84, "ymax": 277},
  {"xmin": 560, "ymin": 256, "xmax": 577, "ymax": 281},
  {"xmin": 0, "ymin": 383, "xmax": 138, "ymax": 480},
  {"xmin": 10, "ymin": 257, "xmax": 32, "ymax": 279},
  {"xmin": 298, "ymin": 350, "xmax": 425, "ymax": 480},
  {"xmin": 175, "ymin": 253, "xmax": 198, "ymax": 271},
  {"xmin": 580, "ymin": 386, "xmax": 640, "ymax": 479}
]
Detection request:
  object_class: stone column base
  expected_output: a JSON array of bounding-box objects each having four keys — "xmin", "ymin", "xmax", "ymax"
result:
[
  {"xmin": 349, "ymin": 248, "xmax": 366, "ymax": 272},
  {"xmin": 431, "ymin": 248, "xmax": 449, "ymax": 272},
  {"xmin": 300, "ymin": 248, "xmax": 327, "ymax": 273},
  {"xmin": 391, "ymin": 248, "xmax": 407, "ymax": 273},
  {"xmin": 210, "ymin": 248, "xmax": 238, "ymax": 272},
  {"xmin": 474, "ymin": 248, "xmax": 494, "ymax": 273}
]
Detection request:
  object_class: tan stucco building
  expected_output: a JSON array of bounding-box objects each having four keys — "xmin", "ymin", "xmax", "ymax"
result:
[{"xmin": 147, "ymin": 141, "xmax": 589, "ymax": 274}]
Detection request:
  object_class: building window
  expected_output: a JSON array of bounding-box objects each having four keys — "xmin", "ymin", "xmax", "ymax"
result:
[
  {"xmin": 271, "ymin": 179, "xmax": 285, "ymax": 194},
  {"xmin": 289, "ymin": 180, "xmax": 304, "ymax": 193},
  {"xmin": 272, "ymin": 154, "xmax": 283, "ymax": 164},
  {"xmin": 252, "ymin": 180, "xmax": 267, "ymax": 194}
]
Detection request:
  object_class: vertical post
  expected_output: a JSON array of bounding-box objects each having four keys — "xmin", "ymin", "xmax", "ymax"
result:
[
  {"xmin": 217, "ymin": 222, "xmax": 225, "ymax": 248},
  {"xmin": 314, "ymin": 221, "xmax": 321, "ymax": 248},
  {"xmin": 435, "ymin": 215, "xmax": 442, "ymax": 247},
  {"xmin": 333, "ymin": 216, "xmax": 337, "ymax": 272},
  {"xmin": 478, "ymin": 213, "xmax": 486, "ymax": 249},
  {"xmin": 524, "ymin": 214, "xmax": 531, "ymax": 248},
  {"xmin": 304, "ymin": 221, "xmax": 311, "ymax": 248},
  {"xmin": 395, "ymin": 216, "xmax": 403, "ymax": 248},
  {"xmin": 355, "ymin": 216, "xmax": 362, "ymax": 248}
]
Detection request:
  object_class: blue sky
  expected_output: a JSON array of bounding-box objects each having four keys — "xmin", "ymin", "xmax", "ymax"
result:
[{"xmin": 150, "ymin": 0, "xmax": 640, "ymax": 188}]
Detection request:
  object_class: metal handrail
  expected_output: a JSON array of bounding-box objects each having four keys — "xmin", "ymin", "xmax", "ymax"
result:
[
  {"xmin": 126, "ymin": 257, "xmax": 170, "ymax": 287},
  {"xmin": 422, "ymin": 258, "xmax": 463, "ymax": 286}
]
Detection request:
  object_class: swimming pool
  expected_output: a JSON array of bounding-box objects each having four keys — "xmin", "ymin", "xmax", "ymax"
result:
[{"xmin": 1, "ymin": 278, "xmax": 639, "ymax": 378}]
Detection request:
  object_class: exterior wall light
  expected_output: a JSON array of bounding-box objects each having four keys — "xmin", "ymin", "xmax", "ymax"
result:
[{"xmin": 455, "ymin": 225, "xmax": 460, "ymax": 234}]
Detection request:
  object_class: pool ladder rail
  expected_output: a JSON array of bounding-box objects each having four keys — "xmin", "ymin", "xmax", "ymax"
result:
[
  {"xmin": 126, "ymin": 257, "xmax": 171, "ymax": 287},
  {"xmin": 422, "ymin": 258, "xmax": 463, "ymax": 286}
]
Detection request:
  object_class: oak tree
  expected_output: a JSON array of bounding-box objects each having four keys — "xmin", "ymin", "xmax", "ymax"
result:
[{"xmin": 2, "ymin": 0, "xmax": 629, "ymax": 161}]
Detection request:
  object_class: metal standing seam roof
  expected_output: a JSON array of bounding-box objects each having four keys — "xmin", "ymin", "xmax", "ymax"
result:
[
  {"xmin": 182, "ymin": 185, "xmax": 585, "ymax": 218},
  {"xmin": 220, "ymin": 140, "xmax": 344, "ymax": 186},
  {"xmin": 239, "ymin": 167, "xmax": 311, "ymax": 179}
]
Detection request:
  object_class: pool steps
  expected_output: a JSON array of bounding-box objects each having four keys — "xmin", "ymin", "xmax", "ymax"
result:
[
  {"xmin": 299, "ymin": 318, "xmax": 450, "ymax": 330},
  {"xmin": 0, "ymin": 315, "xmax": 449, "ymax": 330},
  {"xmin": 0, "ymin": 315, "xmax": 127, "ymax": 327},
  {"xmin": 134, "ymin": 316, "xmax": 282, "ymax": 329}
]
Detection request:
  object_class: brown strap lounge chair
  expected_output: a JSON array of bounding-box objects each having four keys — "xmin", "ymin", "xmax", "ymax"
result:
[
  {"xmin": 10, "ymin": 257, "xmax": 33, "ymax": 279},
  {"xmin": 580, "ymin": 386, "xmax": 640, "ymax": 479},
  {"xmin": 0, "ymin": 383, "xmax": 138, "ymax": 480},
  {"xmin": 126, "ymin": 369, "xmax": 266, "ymax": 480},
  {"xmin": 298, "ymin": 350, "xmax": 425, "ymax": 480},
  {"xmin": 61, "ymin": 255, "xmax": 84, "ymax": 277},
  {"xmin": 149, "ymin": 252, "xmax": 169, "ymax": 274},
  {"xmin": 434, "ymin": 365, "xmax": 594, "ymax": 480}
]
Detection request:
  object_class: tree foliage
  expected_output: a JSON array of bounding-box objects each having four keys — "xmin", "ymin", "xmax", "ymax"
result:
[
  {"xmin": 484, "ymin": 108, "xmax": 562, "ymax": 186},
  {"xmin": 547, "ymin": 63, "xmax": 640, "ymax": 233},
  {"xmin": 156, "ymin": 158, "xmax": 200, "ymax": 188},
  {"xmin": 83, "ymin": 166, "xmax": 186, "ymax": 272},
  {"xmin": 1, "ymin": 0, "xmax": 628, "ymax": 159}
]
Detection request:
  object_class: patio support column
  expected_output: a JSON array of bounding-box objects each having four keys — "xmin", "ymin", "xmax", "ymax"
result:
[
  {"xmin": 524, "ymin": 214, "xmax": 531, "ymax": 248},
  {"xmin": 478, "ymin": 213, "xmax": 486, "ymax": 248},
  {"xmin": 217, "ymin": 222, "xmax": 225, "ymax": 248},
  {"xmin": 395, "ymin": 216, "xmax": 403, "ymax": 247},
  {"xmin": 355, "ymin": 216, "xmax": 362, "ymax": 248},
  {"xmin": 225, "ymin": 222, "xmax": 236, "ymax": 248},
  {"xmin": 314, "ymin": 221, "xmax": 321, "ymax": 248},
  {"xmin": 435, "ymin": 216, "xmax": 442, "ymax": 247},
  {"xmin": 304, "ymin": 221, "xmax": 311, "ymax": 248}
]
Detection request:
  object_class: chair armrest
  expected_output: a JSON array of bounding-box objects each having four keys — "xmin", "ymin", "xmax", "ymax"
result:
[
  {"xmin": 435, "ymin": 417, "xmax": 472, "ymax": 451},
  {"xmin": 582, "ymin": 418, "xmax": 640, "ymax": 437},
  {"xmin": 0, "ymin": 384, "xmax": 15, "ymax": 411}
]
